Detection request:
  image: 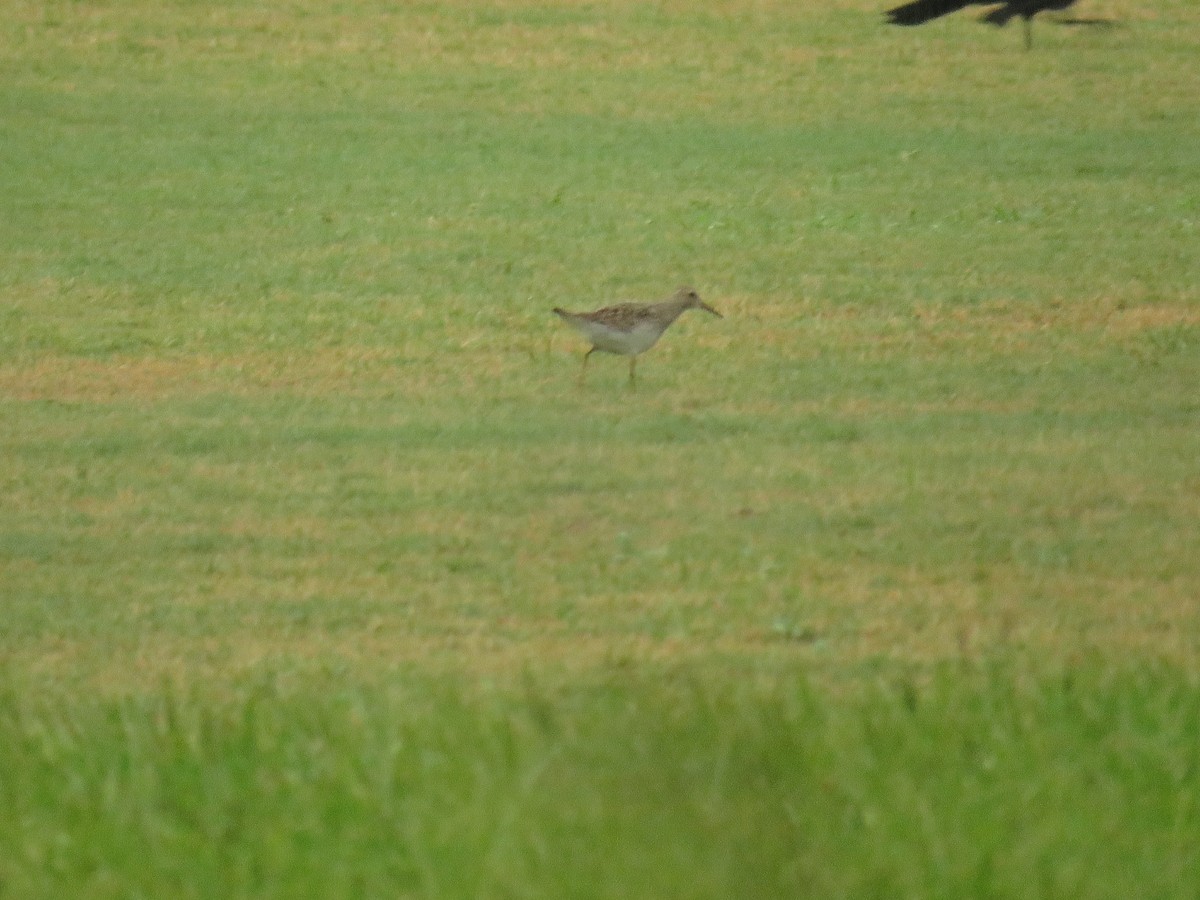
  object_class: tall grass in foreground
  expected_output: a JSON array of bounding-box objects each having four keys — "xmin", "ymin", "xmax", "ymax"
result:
[{"xmin": 2, "ymin": 664, "xmax": 1197, "ymax": 899}]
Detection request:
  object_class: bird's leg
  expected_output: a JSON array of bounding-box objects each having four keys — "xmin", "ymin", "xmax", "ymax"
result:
[
  {"xmin": 628, "ymin": 356, "xmax": 637, "ymax": 390},
  {"xmin": 579, "ymin": 348, "xmax": 595, "ymax": 386},
  {"xmin": 1023, "ymin": 16, "xmax": 1032, "ymax": 49}
]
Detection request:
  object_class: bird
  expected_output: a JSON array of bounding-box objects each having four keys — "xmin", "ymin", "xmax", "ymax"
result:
[
  {"xmin": 552, "ymin": 286, "xmax": 722, "ymax": 388},
  {"xmin": 885, "ymin": 0, "xmax": 1079, "ymax": 49}
]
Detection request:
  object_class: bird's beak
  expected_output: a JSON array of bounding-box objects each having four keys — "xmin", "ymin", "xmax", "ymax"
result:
[{"xmin": 700, "ymin": 301, "xmax": 723, "ymax": 318}]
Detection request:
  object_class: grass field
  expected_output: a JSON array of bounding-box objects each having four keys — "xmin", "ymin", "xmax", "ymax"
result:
[{"xmin": 2, "ymin": 0, "xmax": 1199, "ymax": 895}]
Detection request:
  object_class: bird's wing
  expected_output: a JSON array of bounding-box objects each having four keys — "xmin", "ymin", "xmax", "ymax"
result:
[
  {"xmin": 586, "ymin": 303, "xmax": 655, "ymax": 330},
  {"xmin": 885, "ymin": 0, "xmax": 987, "ymax": 25}
]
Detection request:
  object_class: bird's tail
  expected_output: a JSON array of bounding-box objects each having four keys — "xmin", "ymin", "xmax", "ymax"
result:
[{"xmin": 552, "ymin": 307, "xmax": 569, "ymax": 318}]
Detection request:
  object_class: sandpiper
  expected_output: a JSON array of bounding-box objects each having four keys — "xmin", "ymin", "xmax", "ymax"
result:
[{"xmin": 553, "ymin": 286, "xmax": 722, "ymax": 387}]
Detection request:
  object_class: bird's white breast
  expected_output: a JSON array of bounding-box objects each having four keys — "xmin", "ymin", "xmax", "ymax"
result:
[{"xmin": 584, "ymin": 319, "xmax": 665, "ymax": 356}]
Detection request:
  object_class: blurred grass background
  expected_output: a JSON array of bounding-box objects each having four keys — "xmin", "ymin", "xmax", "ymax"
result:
[{"xmin": 1, "ymin": 0, "xmax": 1199, "ymax": 895}]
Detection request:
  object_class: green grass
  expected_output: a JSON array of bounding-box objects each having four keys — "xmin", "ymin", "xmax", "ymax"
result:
[
  {"xmin": 2, "ymin": 0, "xmax": 1199, "ymax": 895},
  {"xmin": 3, "ymin": 666, "xmax": 1199, "ymax": 899}
]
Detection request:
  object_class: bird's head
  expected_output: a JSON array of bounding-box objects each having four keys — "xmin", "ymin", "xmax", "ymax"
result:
[{"xmin": 675, "ymin": 286, "xmax": 722, "ymax": 318}]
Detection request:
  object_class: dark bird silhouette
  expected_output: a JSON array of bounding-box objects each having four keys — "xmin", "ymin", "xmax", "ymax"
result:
[{"xmin": 885, "ymin": 0, "xmax": 1079, "ymax": 49}]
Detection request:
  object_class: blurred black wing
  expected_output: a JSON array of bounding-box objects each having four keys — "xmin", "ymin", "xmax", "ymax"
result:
[{"xmin": 885, "ymin": 0, "xmax": 985, "ymax": 25}]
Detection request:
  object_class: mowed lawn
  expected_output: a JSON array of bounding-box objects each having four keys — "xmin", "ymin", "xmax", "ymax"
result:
[{"xmin": 2, "ymin": 1, "xmax": 1199, "ymax": 896}]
